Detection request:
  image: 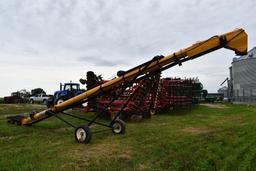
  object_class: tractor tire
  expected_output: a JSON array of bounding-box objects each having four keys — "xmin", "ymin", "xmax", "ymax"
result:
[
  {"xmin": 56, "ymin": 99, "xmax": 64, "ymax": 105},
  {"xmin": 74, "ymin": 125, "xmax": 92, "ymax": 144},
  {"xmin": 111, "ymin": 119, "xmax": 126, "ymax": 134}
]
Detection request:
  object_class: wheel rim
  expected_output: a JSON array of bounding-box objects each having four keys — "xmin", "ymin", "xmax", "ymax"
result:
[
  {"xmin": 57, "ymin": 99, "xmax": 64, "ymax": 105},
  {"xmin": 112, "ymin": 122, "xmax": 122, "ymax": 133},
  {"xmin": 76, "ymin": 128, "xmax": 87, "ymax": 142},
  {"xmin": 150, "ymin": 109, "xmax": 156, "ymax": 115}
]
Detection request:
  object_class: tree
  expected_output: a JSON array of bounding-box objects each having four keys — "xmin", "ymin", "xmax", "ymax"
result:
[
  {"xmin": 31, "ymin": 88, "xmax": 46, "ymax": 96},
  {"xmin": 18, "ymin": 89, "xmax": 31, "ymax": 99},
  {"xmin": 202, "ymin": 89, "xmax": 208, "ymax": 99}
]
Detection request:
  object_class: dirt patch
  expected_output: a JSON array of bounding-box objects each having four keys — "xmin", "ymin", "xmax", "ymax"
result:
[
  {"xmin": 54, "ymin": 127, "xmax": 73, "ymax": 133},
  {"xmin": 182, "ymin": 126, "xmax": 211, "ymax": 135},
  {"xmin": 0, "ymin": 134, "xmax": 29, "ymax": 141},
  {"xmin": 224, "ymin": 115, "xmax": 242, "ymax": 121},
  {"xmin": 200, "ymin": 103, "xmax": 228, "ymax": 109},
  {"xmin": 216, "ymin": 115, "xmax": 243, "ymax": 125},
  {"xmin": 66, "ymin": 142, "xmax": 132, "ymax": 165},
  {"xmin": 193, "ymin": 114, "xmax": 209, "ymax": 119},
  {"xmin": 0, "ymin": 136, "xmax": 15, "ymax": 141},
  {"xmin": 138, "ymin": 163, "xmax": 150, "ymax": 170}
]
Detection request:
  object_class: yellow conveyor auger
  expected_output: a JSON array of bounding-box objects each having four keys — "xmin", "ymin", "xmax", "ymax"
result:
[{"xmin": 7, "ymin": 28, "xmax": 247, "ymax": 143}]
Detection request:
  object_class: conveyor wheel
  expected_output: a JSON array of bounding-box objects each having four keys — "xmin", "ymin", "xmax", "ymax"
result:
[
  {"xmin": 75, "ymin": 125, "xmax": 92, "ymax": 143},
  {"xmin": 111, "ymin": 119, "xmax": 126, "ymax": 134}
]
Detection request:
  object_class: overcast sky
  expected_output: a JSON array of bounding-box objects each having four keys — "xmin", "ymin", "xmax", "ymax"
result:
[{"xmin": 0, "ymin": 0, "xmax": 255, "ymax": 96}]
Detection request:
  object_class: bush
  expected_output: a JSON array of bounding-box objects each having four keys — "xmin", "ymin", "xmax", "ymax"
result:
[{"xmin": 0, "ymin": 98, "xmax": 4, "ymax": 104}]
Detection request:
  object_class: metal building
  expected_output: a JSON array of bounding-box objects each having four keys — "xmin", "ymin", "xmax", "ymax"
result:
[
  {"xmin": 218, "ymin": 86, "xmax": 228, "ymax": 100},
  {"xmin": 230, "ymin": 47, "xmax": 256, "ymax": 104}
]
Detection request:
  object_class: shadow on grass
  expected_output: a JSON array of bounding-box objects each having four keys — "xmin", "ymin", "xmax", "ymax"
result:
[{"xmin": 156, "ymin": 105, "xmax": 199, "ymax": 116}]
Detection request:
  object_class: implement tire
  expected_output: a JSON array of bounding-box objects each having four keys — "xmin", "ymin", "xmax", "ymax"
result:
[
  {"xmin": 75, "ymin": 125, "xmax": 92, "ymax": 144},
  {"xmin": 111, "ymin": 119, "xmax": 126, "ymax": 134}
]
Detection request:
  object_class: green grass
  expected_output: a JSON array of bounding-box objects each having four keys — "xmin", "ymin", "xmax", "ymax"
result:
[{"xmin": 0, "ymin": 103, "xmax": 256, "ymax": 171}]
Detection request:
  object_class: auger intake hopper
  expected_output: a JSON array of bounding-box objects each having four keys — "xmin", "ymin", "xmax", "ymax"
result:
[{"xmin": 7, "ymin": 115, "xmax": 26, "ymax": 125}]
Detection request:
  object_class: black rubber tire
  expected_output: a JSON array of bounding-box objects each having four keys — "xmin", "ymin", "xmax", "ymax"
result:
[
  {"xmin": 111, "ymin": 119, "xmax": 126, "ymax": 134},
  {"xmin": 56, "ymin": 98, "xmax": 64, "ymax": 105},
  {"xmin": 74, "ymin": 125, "xmax": 92, "ymax": 144}
]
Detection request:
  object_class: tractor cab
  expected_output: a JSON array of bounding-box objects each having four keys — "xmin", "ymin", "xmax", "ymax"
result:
[
  {"xmin": 47, "ymin": 82, "xmax": 85, "ymax": 106},
  {"xmin": 62, "ymin": 83, "xmax": 80, "ymax": 92},
  {"xmin": 54, "ymin": 83, "xmax": 84, "ymax": 104}
]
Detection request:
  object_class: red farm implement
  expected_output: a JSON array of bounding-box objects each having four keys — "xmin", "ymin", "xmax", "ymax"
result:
[{"xmin": 80, "ymin": 71, "xmax": 202, "ymax": 119}]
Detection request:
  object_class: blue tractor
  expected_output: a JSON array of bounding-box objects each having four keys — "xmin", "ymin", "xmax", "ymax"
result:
[{"xmin": 47, "ymin": 83, "xmax": 85, "ymax": 107}]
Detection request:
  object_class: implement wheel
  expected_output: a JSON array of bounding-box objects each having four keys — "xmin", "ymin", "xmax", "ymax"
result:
[
  {"xmin": 150, "ymin": 108, "xmax": 156, "ymax": 115},
  {"xmin": 111, "ymin": 119, "xmax": 126, "ymax": 134},
  {"xmin": 74, "ymin": 125, "xmax": 92, "ymax": 144}
]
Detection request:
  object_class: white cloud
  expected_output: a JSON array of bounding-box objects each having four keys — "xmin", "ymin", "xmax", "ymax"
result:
[{"xmin": 0, "ymin": 0, "xmax": 255, "ymax": 96}]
